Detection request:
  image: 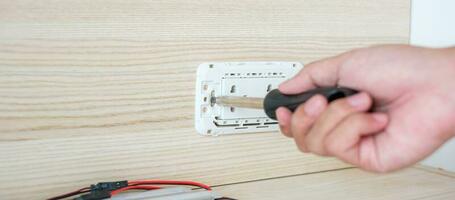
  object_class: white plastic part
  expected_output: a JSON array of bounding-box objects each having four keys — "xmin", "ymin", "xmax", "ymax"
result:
[
  {"xmin": 109, "ymin": 187, "xmax": 191, "ymax": 200},
  {"xmin": 145, "ymin": 190, "xmax": 220, "ymax": 200},
  {"xmin": 109, "ymin": 187, "xmax": 221, "ymax": 200},
  {"xmin": 195, "ymin": 62, "xmax": 303, "ymax": 136}
]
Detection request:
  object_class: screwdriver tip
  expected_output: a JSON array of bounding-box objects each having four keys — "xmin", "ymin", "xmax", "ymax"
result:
[{"xmin": 210, "ymin": 96, "xmax": 217, "ymax": 107}]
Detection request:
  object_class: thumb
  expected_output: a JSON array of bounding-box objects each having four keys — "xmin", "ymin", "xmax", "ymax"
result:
[{"xmin": 279, "ymin": 52, "xmax": 350, "ymax": 94}]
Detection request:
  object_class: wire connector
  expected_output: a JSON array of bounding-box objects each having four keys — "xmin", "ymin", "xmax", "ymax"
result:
[
  {"xmin": 91, "ymin": 181, "xmax": 128, "ymax": 191},
  {"xmin": 73, "ymin": 181, "xmax": 128, "ymax": 200},
  {"xmin": 74, "ymin": 190, "xmax": 111, "ymax": 200}
]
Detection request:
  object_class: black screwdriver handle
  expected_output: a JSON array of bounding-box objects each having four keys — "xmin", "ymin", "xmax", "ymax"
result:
[{"xmin": 264, "ymin": 87, "xmax": 358, "ymax": 120}]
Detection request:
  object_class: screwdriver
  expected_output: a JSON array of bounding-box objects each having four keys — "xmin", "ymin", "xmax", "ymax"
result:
[{"xmin": 214, "ymin": 87, "xmax": 358, "ymax": 120}]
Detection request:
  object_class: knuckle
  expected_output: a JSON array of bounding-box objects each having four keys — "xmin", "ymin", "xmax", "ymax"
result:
[
  {"xmin": 354, "ymin": 112, "xmax": 370, "ymax": 120},
  {"xmin": 299, "ymin": 67, "xmax": 311, "ymax": 75},
  {"xmin": 297, "ymin": 146, "xmax": 308, "ymax": 153},
  {"xmin": 291, "ymin": 108, "xmax": 312, "ymax": 134},
  {"xmin": 347, "ymin": 113, "xmax": 364, "ymax": 124},
  {"xmin": 293, "ymin": 104, "xmax": 307, "ymax": 118},
  {"xmin": 304, "ymin": 132, "xmax": 321, "ymax": 153},
  {"xmin": 349, "ymin": 113, "xmax": 374, "ymax": 128},
  {"xmin": 324, "ymin": 137, "xmax": 339, "ymax": 155},
  {"xmin": 304, "ymin": 138, "xmax": 316, "ymax": 152},
  {"xmin": 295, "ymin": 68, "xmax": 312, "ymax": 81},
  {"xmin": 309, "ymin": 145, "xmax": 329, "ymax": 156},
  {"xmin": 305, "ymin": 139, "xmax": 325, "ymax": 156},
  {"xmin": 292, "ymin": 119, "xmax": 308, "ymax": 133},
  {"xmin": 327, "ymin": 99, "xmax": 352, "ymax": 114},
  {"xmin": 294, "ymin": 140, "xmax": 308, "ymax": 153}
]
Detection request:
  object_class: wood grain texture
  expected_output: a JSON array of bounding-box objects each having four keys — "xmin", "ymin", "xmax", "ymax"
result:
[
  {"xmin": 415, "ymin": 165, "xmax": 455, "ymax": 178},
  {"xmin": 0, "ymin": 0, "xmax": 410, "ymax": 199},
  {"xmin": 215, "ymin": 167, "xmax": 455, "ymax": 200}
]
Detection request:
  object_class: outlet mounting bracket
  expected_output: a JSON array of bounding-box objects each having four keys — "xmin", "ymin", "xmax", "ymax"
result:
[{"xmin": 195, "ymin": 62, "xmax": 303, "ymax": 136}]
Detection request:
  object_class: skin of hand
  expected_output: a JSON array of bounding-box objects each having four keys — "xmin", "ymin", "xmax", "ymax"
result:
[{"xmin": 276, "ymin": 45, "xmax": 455, "ymax": 173}]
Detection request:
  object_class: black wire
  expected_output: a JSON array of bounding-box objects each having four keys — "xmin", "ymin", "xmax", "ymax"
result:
[{"xmin": 47, "ymin": 187, "xmax": 91, "ymax": 200}]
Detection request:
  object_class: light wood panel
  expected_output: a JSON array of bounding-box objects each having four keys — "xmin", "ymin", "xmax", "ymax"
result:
[
  {"xmin": 215, "ymin": 167, "xmax": 455, "ymax": 200},
  {"xmin": 0, "ymin": 1, "xmax": 410, "ymax": 199}
]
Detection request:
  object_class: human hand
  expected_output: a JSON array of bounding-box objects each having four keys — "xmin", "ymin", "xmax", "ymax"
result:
[{"xmin": 277, "ymin": 45, "xmax": 455, "ymax": 172}]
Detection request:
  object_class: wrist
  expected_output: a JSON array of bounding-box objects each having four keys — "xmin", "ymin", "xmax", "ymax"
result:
[
  {"xmin": 436, "ymin": 48, "xmax": 455, "ymax": 138},
  {"xmin": 446, "ymin": 47, "xmax": 455, "ymax": 67},
  {"xmin": 447, "ymin": 49, "xmax": 455, "ymax": 137},
  {"xmin": 440, "ymin": 48, "xmax": 455, "ymax": 101}
]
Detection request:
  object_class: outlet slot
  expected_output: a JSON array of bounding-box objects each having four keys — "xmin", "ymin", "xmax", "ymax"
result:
[
  {"xmin": 243, "ymin": 123, "xmax": 261, "ymax": 126},
  {"xmin": 213, "ymin": 121, "xmax": 239, "ymax": 127},
  {"xmin": 267, "ymin": 84, "xmax": 272, "ymax": 92},
  {"xmin": 230, "ymin": 85, "xmax": 236, "ymax": 93}
]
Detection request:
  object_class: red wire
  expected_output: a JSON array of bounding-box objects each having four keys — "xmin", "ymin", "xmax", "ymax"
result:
[
  {"xmin": 49, "ymin": 180, "xmax": 212, "ymax": 199},
  {"xmin": 110, "ymin": 180, "xmax": 211, "ymax": 196},
  {"xmin": 110, "ymin": 185, "xmax": 161, "ymax": 196},
  {"xmin": 128, "ymin": 180, "xmax": 211, "ymax": 190}
]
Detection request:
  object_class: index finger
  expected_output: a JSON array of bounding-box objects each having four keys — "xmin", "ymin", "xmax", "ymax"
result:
[{"xmin": 279, "ymin": 52, "xmax": 350, "ymax": 95}]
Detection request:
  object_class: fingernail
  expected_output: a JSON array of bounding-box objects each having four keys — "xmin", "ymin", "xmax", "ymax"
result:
[
  {"xmin": 304, "ymin": 96, "xmax": 325, "ymax": 117},
  {"xmin": 372, "ymin": 113, "xmax": 387, "ymax": 124},
  {"xmin": 278, "ymin": 81, "xmax": 290, "ymax": 92},
  {"xmin": 279, "ymin": 79, "xmax": 288, "ymax": 87},
  {"xmin": 347, "ymin": 93, "xmax": 368, "ymax": 108}
]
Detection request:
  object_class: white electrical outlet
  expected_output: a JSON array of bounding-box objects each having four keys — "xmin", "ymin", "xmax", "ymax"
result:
[{"xmin": 194, "ymin": 62, "xmax": 303, "ymax": 136}]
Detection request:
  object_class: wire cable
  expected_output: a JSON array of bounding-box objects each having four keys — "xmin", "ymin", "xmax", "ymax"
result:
[
  {"xmin": 110, "ymin": 185, "xmax": 161, "ymax": 196},
  {"xmin": 48, "ymin": 179, "xmax": 212, "ymax": 200},
  {"xmin": 127, "ymin": 180, "xmax": 211, "ymax": 190},
  {"xmin": 109, "ymin": 180, "xmax": 211, "ymax": 196},
  {"xmin": 47, "ymin": 187, "xmax": 90, "ymax": 200}
]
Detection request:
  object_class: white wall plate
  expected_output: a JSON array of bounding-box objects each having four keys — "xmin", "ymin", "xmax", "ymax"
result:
[{"xmin": 194, "ymin": 62, "xmax": 303, "ymax": 136}]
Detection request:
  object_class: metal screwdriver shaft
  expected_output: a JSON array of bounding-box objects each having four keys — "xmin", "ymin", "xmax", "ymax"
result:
[
  {"xmin": 214, "ymin": 96, "xmax": 264, "ymax": 110},
  {"xmin": 213, "ymin": 87, "xmax": 358, "ymax": 120}
]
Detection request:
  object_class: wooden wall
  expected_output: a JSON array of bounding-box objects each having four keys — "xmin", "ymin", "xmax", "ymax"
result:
[{"xmin": 0, "ymin": 1, "xmax": 409, "ymax": 199}]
